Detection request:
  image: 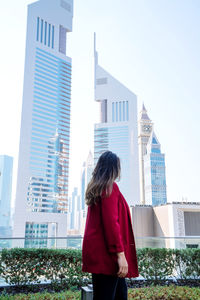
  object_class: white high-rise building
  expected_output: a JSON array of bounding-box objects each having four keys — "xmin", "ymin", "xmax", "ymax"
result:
[
  {"xmin": 13, "ymin": 0, "xmax": 73, "ymax": 240},
  {"xmin": 94, "ymin": 34, "xmax": 140, "ymax": 205}
]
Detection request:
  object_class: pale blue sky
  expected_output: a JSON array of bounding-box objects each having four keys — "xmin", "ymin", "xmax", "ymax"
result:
[{"xmin": 0, "ymin": 0, "xmax": 200, "ymax": 205}]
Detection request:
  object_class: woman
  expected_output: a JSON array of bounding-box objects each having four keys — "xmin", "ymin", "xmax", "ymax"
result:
[{"xmin": 82, "ymin": 151, "xmax": 139, "ymax": 300}]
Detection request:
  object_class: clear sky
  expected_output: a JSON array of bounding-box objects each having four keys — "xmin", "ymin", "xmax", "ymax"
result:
[{"xmin": 0, "ymin": 0, "xmax": 200, "ymax": 207}]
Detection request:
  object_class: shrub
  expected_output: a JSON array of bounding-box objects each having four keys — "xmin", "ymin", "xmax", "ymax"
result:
[
  {"xmin": 137, "ymin": 248, "xmax": 200, "ymax": 282},
  {"xmin": 0, "ymin": 248, "xmax": 199, "ymax": 288},
  {"xmin": 0, "ymin": 248, "xmax": 91, "ymax": 289}
]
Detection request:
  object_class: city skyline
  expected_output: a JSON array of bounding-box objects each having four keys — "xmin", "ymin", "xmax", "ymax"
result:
[{"xmin": 0, "ymin": 0, "xmax": 200, "ymax": 208}]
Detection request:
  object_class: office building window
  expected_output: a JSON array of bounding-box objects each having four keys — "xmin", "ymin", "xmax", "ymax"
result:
[
  {"xmin": 119, "ymin": 101, "xmax": 122, "ymax": 121},
  {"xmin": 48, "ymin": 24, "xmax": 51, "ymax": 47},
  {"xmin": 116, "ymin": 102, "xmax": 118, "ymax": 122},
  {"xmin": 36, "ymin": 18, "xmax": 55, "ymax": 50},
  {"xmin": 44, "ymin": 21, "xmax": 47, "ymax": 45},
  {"xmin": 36, "ymin": 17, "xmax": 40, "ymax": 41},
  {"xmin": 126, "ymin": 101, "xmax": 129, "ymax": 121},
  {"xmin": 40, "ymin": 19, "xmax": 43, "ymax": 43},
  {"xmin": 112, "ymin": 102, "xmax": 115, "ymax": 122},
  {"xmin": 123, "ymin": 101, "xmax": 125, "ymax": 121},
  {"xmin": 52, "ymin": 26, "xmax": 55, "ymax": 49}
]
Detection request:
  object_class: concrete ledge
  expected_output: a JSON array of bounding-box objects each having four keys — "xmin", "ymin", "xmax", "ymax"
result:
[{"xmin": 81, "ymin": 284, "xmax": 93, "ymax": 300}]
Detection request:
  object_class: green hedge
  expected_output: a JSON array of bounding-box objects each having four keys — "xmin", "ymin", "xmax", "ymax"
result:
[
  {"xmin": 0, "ymin": 248, "xmax": 91, "ymax": 289},
  {"xmin": 0, "ymin": 248, "xmax": 199, "ymax": 288},
  {"xmin": 137, "ymin": 248, "xmax": 200, "ymax": 281}
]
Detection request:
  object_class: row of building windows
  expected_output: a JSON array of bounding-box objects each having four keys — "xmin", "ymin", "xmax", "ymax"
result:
[
  {"xmin": 27, "ymin": 48, "xmax": 71, "ymax": 214},
  {"xmin": 94, "ymin": 126, "xmax": 129, "ymax": 163},
  {"xmin": 112, "ymin": 101, "xmax": 129, "ymax": 122},
  {"xmin": 36, "ymin": 17, "xmax": 55, "ymax": 49}
]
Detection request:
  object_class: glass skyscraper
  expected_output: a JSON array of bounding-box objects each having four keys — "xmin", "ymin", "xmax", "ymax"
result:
[
  {"xmin": 13, "ymin": 0, "xmax": 73, "ymax": 240},
  {"xmin": 144, "ymin": 131, "xmax": 167, "ymax": 206},
  {"xmin": 94, "ymin": 34, "xmax": 140, "ymax": 206}
]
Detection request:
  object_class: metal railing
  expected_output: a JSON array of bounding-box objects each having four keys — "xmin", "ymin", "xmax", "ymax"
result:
[{"xmin": 0, "ymin": 236, "xmax": 200, "ymax": 250}]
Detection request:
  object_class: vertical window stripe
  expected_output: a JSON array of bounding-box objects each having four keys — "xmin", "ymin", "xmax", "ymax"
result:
[
  {"xmin": 36, "ymin": 17, "xmax": 40, "ymax": 41},
  {"xmin": 126, "ymin": 101, "xmax": 129, "ymax": 121},
  {"xmin": 52, "ymin": 26, "xmax": 55, "ymax": 49},
  {"xmin": 116, "ymin": 102, "xmax": 118, "ymax": 122},
  {"xmin": 123, "ymin": 101, "xmax": 125, "ymax": 121},
  {"xmin": 40, "ymin": 19, "xmax": 44, "ymax": 43},
  {"xmin": 112, "ymin": 102, "xmax": 115, "ymax": 122},
  {"xmin": 119, "ymin": 101, "xmax": 122, "ymax": 121},
  {"xmin": 48, "ymin": 24, "xmax": 51, "ymax": 47},
  {"xmin": 44, "ymin": 21, "xmax": 47, "ymax": 45}
]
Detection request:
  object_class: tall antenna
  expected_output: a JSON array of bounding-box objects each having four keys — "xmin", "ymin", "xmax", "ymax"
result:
[{"xmin": 94, "ymin": 32, "xmax": 98, "ymax": 64}]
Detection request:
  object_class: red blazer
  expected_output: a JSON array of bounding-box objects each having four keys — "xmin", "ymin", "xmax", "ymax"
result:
[{"xmin": 82, "ymin": 182, "xmax": 139, "ymax": 278}]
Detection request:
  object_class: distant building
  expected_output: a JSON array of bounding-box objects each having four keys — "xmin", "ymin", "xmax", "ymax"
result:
[
  {"xmin": 68, "ymin": 187, "xmax": 81, "ymax": 231},
  {"xmin": 144, "ymin": 131, "xmax": 167, "ymax": 206},
  {"xmin": 81, "ymin": 151, "xmax": 94, "ymax": 210},
  {"xmin": 79, "ymin": 152, "xmax": 94, "ymax": 235},
  {"xmin": 0, "ymin": 155, "xmax": 13, "ymax": 237},
  {"xmin": 138, "ymin": 104, "xmax": 153, "ymax": 204},
  {"xmin": 138, "ymin": 104, "xmax": 167, "ymax": 206},
  {"xmin": 13, "ymin": 0, "xmax": 74, "ymax": 240},
  {"xmin": 94, "ymin": 34, "xmax": 140, "ymax": 206},
  {"xmin": 131, "ymin": 202, "xmax": 200, "ymax": 248}
]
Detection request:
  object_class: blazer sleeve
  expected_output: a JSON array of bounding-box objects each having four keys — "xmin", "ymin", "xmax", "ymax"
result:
[{"xmin": 101, "ymin": 183, "xmax": 124, "ymax": 253}]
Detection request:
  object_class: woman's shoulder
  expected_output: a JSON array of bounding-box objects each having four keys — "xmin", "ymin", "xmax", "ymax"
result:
[{"xmin": 113, "ymin": 181, "xmax": 120, "ymax": 193}]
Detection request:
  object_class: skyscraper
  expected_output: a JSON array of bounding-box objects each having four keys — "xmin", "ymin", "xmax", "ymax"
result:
[
  {"xmin": 81, "ymin": 151, "xmax": 94, "ymax": 210},
  {"xmin": 0, "ymin": 155, "xmax": 13, "ymax": 237},
  {"xmin": 138, "ymin": 104, "xmax": 167, "ymax": 206},
  {"xmin": 67, "ymin": 187, "xmax": 81, "ymax": 234},
  {"xmin": 138, "ymin": 104, "xmax": 153, "ymax": 204},
  {"xmin": 13, "ymin": 0, "xmax": 73, "ymax": 239},
  {"xmin": 94, "ymin": 34, "xmax": 140, "ymax": 205},
  {"xmin": 144, "ymin": 131, "xmax": 167, "ymax": 206}
]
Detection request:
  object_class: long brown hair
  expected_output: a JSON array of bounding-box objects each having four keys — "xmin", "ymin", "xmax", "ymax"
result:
[{"xmin": 85, "ymin": 151, "xmax": 121, "ymax": 206}]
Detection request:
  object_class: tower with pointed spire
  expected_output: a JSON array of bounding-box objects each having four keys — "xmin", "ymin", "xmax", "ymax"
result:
[
  {"xmin": 138, "ymin": 104, "xmax": 153, "ymax": 204},
  {"xmin": 94, "ymin": 33, "xmax": 140, "ymax": 205},
  {"xmin": 144, "ymin": 131, "xmax": 167, "ymax": 206}
]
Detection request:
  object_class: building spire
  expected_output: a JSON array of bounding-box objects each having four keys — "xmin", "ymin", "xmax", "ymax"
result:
[
  {"xmin": 140, "ymin": 103, "xmax": 151, "ymax": 121},
  {"xmin": 94, "ymin": 32, "xmax": 98, "ymax": 65}
]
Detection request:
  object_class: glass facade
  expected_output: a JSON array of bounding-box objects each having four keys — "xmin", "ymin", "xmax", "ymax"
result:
[
  {"xmin": 144, "ymin": 134, "xmax": 167, "ymax": 206},
  {"xmin": 26, "ymin": 48, "xmax": 71, "ymax": 214},
  {"xmin": 112, "ymin": 101, "xmax": 129, "ymax": 123},
  {"xmin": 24, "ymin": 222, "xmax": 57, "ymax": 248},
  {"xmin": 94, "ymin": 125, "xmax": 129, "ymax": 174},
  {"xmin": 36, "ymin": 17, "xmax": 55, "ymax": 49}
]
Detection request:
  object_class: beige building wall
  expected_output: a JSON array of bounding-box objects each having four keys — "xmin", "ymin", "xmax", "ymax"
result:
[
  {"xmin": 131, "ymin": 206, "xmax": 154, "ymax": 237},
  {"xmin": 131, "ymin": 202, "xmax": 200, "ymax": 248},
  {"xmin": 153, "ymin": 205, "xmax": 170, "ymax": 237}
]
